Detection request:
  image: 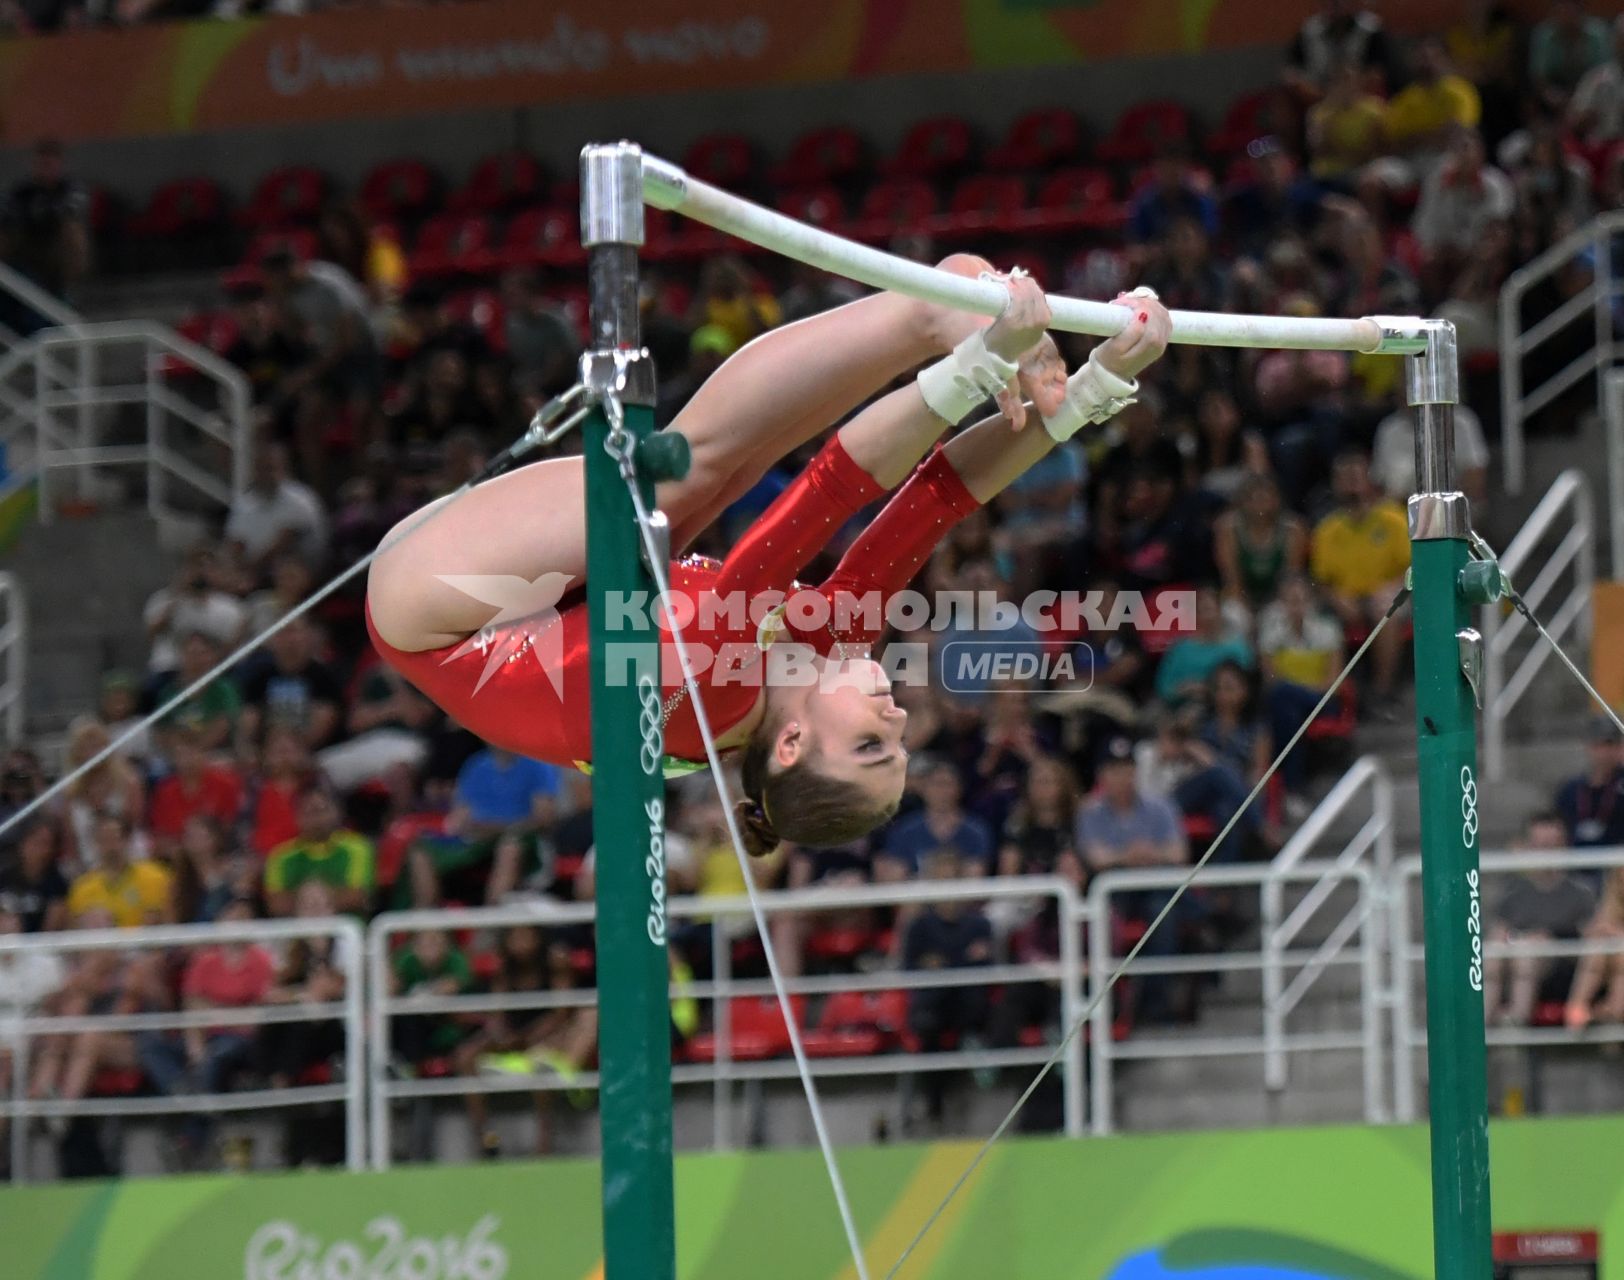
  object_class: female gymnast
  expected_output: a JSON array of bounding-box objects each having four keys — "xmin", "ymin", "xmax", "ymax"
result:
[{"xmin": 366, "ymin": 258, "xmax": 1172, "ymax": 853}]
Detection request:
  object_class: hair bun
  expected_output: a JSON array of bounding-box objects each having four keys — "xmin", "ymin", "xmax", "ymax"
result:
[{"xmin": 734, "ymin": 798, "xmax": 780, "ymax": 858}]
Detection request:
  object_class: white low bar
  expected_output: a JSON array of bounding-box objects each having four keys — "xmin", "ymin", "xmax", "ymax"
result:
[{"xmin": 640, "ymin": 153, "xmax": 1427, "ymax": 355}]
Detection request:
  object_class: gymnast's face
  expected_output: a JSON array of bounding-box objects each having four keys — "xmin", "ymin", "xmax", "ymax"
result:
[{"xmin": 774, "ymin": 657, "xmax": 909, "ymax": 802}]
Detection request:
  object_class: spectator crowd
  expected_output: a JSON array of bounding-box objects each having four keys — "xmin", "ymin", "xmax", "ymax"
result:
[{"xmin": 3, "ymin": 0, "xmax": 1624, "ymax": 1172}]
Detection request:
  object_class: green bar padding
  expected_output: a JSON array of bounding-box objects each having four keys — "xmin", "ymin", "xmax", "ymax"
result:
[
  {"xmin": 1409, "ymin": 535, "xmax": 1492, "ymax": 1280},
  {"xmin": 584, "ymin": 398, "xmax": 676, "ymax": 1280}
]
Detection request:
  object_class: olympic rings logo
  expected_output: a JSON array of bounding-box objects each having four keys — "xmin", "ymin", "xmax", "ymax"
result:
[
  {"xmin": 1460, "ymin": 765, "xmax": 1479, "ymax": 848},
  {"xmin": 638, "ymin": 674, "xmax": 663, "ymax": 776}
]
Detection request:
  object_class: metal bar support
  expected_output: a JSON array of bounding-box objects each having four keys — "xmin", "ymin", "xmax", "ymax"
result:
[{"xmin": 1406, "ymin": 320, "xmax": 1492, "ymax": 1280}]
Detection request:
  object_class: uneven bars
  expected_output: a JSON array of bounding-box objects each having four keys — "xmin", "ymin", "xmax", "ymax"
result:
[{"xmin": 642, "ymin": 153, "xmax": 1433, "ymax": 356}]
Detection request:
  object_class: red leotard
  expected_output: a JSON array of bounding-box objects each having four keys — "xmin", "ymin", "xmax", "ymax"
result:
[{"xmin": 366, "ymin": 435, "xmax": 979, "ymax": 768}]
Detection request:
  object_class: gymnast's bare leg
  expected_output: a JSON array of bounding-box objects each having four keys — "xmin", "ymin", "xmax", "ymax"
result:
[{"xmin": 368, "ymin": 257, "xmax": 1005, "ymax": 653}]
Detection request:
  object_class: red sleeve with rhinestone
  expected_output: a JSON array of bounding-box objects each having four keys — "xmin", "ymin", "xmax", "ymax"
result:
[
  {"xmin": 711, "ymin": 434, "xmax": 885, "ymax": 599},
  {"xmin": 817, "ymin": 445, "xmax": 981, "ymax": 640}
]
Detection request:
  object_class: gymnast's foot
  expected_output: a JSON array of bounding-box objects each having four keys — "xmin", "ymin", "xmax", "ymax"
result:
[{"xmin": 914, "ymin": 253, "xmax": 999, "ymax": 353}]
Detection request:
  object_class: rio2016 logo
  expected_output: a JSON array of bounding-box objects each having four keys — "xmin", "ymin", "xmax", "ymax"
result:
[
  {"xmin": 1463, "ymin": 764, "xmax": 1483, "ymax": 994},
  {"xmin": 645, "ymin": 794, "xmax": 667, "ymax": 946},
  {"xmin": 245, "ymin": 1214, "xmax": 507, "ymax": 1280}
]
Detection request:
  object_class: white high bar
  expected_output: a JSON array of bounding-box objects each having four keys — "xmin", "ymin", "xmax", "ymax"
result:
[{"xmin": 640, "ymin": 153, "xmax": 1433, "ymax": 357}]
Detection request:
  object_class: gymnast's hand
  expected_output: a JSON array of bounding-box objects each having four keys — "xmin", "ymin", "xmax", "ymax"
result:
[
  {"xmin": 1009, "ymin": 334, "xmax": 1068, "ymax": 428},
  {"xmin": 984, "ymin": 272, "xmax": 1055, "ymax": 430},
  {"xmin": 1095, "ymin": 290, "xmax": 1172, "ymax": 381}
]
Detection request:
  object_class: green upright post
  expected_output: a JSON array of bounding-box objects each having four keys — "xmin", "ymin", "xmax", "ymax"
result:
[
  {"xmin": 580, "ymin": 142, "xmax": 677, "ymax": 1280},
  {"xmin": 1406, "ymin": 321, "xmax": 1493, "ymax": 1280}
]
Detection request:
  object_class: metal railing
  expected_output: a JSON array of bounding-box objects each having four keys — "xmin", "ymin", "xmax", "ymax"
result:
[
  {"xmin": 0, "ymin": 321, "xmax": 250, "ymax": 523},
  {"xmin": 0, "ymin": 267, "xmax": 78, "ymax": 505},
  {"xmin": 1499, "ymin": 210, "xmax": 1624, "ymax": 495},
  {"xmin": 2, "ymin": 851, "xmax": 1620, "ymax": 1176},
  {"xmin": 1481, "ymin": 470, "xmax": 1595, "ymax": 781},
  {"xmin": 0, "ymin": 915, "xmax": 366, "ymax": 1182},
  {"xmin": 1086, "ymin": 862, "xmax": 1382, "ymax": 1135},
  {"xmin": 367, "ymin": 877, "xmax": 1085, "ymax": 1169},
  {"xmin": 1390, "ymin": 846, "xmax": 1624, "ymax": 1123},
  {"xmin": 0, "ymin": 572, "xmax": 24, "ymax": 745},
  {"xmin": 1263, "ymin": 756, "xmax": 1395, "ymax": 1101},
  {"xmin": 0, "ymin": 261, "xmax": 79, "ymax": 335}
]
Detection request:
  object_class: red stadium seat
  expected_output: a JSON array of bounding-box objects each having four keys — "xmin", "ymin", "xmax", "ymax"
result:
[
  {"xmin": 129, "ymin": 177, "xmax": 225, "ymax": 239},
  {"xmin": 223, "ymin": 227, "xmax": 320, "ymax": 289},
  {"xmin": 360, "ymin": 158, "xmax": 440, "ymax": 224},
  {"xmin": 375, "ymin": 811, "xmax": 446, "ymax": 889},
  {"xmin": 89, "ymin": 1068, "xmax": 146, "ymax": 1096},
  {"xmin": 241, "ymin": 227, "xmax": 319, "ymax": 265},
  {"xmin": 800, "ymin": 989, "xmax": 902, "ymax": 1058},
  {"xmin": 409, "ymin": 213, "xmax": 495, "ymax": 280},
  {"xmin": 1209, "ymin": 88, "xmax": 1295, "ymax": 160},
  {"xmin": 1304, "ymin": 683, "xmax": 1358, "ymax": 744},
  {"xmin": 683, "ymin": 133, "xmax": 756, "ymax": 188},
  {"xmin": 852, "ymin": 178, "xmax": 939, "ymax": 242},
  {"xmin": 1530, "ymin": 1001, "xmax": 1567, "ymax": 1028},
  {"xmin": 442, "ymin": 288, "xmax": 507, "ymax": 353},
  {"xmin": 237, "ymin": 165, "xmax": 328, "ymax": 230},
  {"xmin": 161, "ymin": 309, "xmax": 240, "ymax": 379},
  {"xmin": 1096, "ymin": 100, "xmax": 1193, "ymax": 166},
  {"xmin": 988, "ymin": 108, "xmax": 1085, "ymax": 173},
  {"xmin": 770, "ymin": 125, "xmax": 866, "ymax": 187},
  {"xmin": 642, "ymin": 207, "xmax": 704, "ymax": 264},
  {"xmin": 452, "ymin": 151, "xmax": 547, "ymax": 214},
  {"xmin": 775, "ymin": 185, "xmax": 848, "ymax": 233},
  {"xmin": 886, "ymin": 115, "xmax": 976, "ymax": 180},
  {"xmin": 805, "ymin": 925, "xmax": 878, "ymax": 965},
  {"xmin": 1183, "ymin": 813, "xmax": 1220, "ymax": 845},
  {"xmin": 684, "ymin": 996, "xmax": 806, "ymax": 1063},
  {"xmin": 498, "ymin": 207, "xmax": 587, "ymax": 272},
  {"xmin": 1016, "ymin": 167, "xmax": 1126, "ymax": 236},
  {"xmin": 930, "ymin": 174, "xmax": 1027, "ymax": 239}
]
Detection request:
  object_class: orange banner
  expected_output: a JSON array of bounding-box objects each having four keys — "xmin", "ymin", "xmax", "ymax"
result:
[{"xmin": 0, "ymin": 0, "xmax": 1579, "ymax": 146}]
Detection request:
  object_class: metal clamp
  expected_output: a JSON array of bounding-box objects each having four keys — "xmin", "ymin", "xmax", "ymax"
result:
[
  {"xmin": 581, "ymin": 347, "xmax": 644, "ymax": 403},
  {"xmin": 638, "ymin": 508, "xmax": 672, "ymax": 578},
  {"xmin": 521, "ymin": 382, "xmax": 591, "ymax": 449},
  {"xmin": 1457, "ymin": 627, "xmax": 1484, "ymax": 709},
  {"xmin": 1407, "ymin": 492, "xmax": 1471, "ymax": 542}
]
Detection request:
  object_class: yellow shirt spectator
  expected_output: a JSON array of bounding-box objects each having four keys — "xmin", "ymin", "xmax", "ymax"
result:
[
  {"xmin": 1385, "ymin": 74, "xmax": 1480, "ymax": 148},
  {"xmin": 366, "ymin": 232, "xmax": 408, "ymax": 299},
  {"xmin": 68, "ymin": 860, "xmax": 173, "ymax": 928},
  {"xmin": 1308, "ymin": 95, "xmax": 1388, "ymax": 178},
  {"xmin": 1312, "ymin": 501, "xmax": 1411, "ymax": 597},
  {"xmin": 703, "ymin": 292, "xmax": 782, "ymax": 350},
  {"xmin": 264, "ymin": 830, "xmax": 375, "ymax": 899},
  {"xmin": 696, "ymin": 841, "xmax": 748, "ymax": 900}
]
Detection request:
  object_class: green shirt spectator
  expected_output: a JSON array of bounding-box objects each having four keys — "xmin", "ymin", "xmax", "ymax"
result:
[
  {"xmin": 153, "ymin": 631, "xmax": 242, "ymax": 753},
  {"xmin": 392, "ymin": 930, "xmax": 474, "ymax": 1062},
  {"xmin": 265, "ymin": 788, "xmax": 374, "ymax": 916},
  {"xmin": 1531, "ymin": 4, "xmax": 1610, "ymax": 104}
]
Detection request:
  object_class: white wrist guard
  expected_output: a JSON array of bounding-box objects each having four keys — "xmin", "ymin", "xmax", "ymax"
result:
[
  {"xmin": 916, "ymin": 329, "xmax": 1020, "ymax": 426},
  {"xmin": 1040, "ymin": 347, "xmax": 1139, "ymax": 442}
]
